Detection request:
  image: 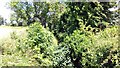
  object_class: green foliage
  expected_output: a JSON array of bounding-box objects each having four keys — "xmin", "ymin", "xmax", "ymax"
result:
[
  {"xmin": 54, "ymin": 26, "xmax": 119, "ymax": 67},
  {"xmin": 99, "ymin": 26, "xmax": 120, "ymax": 67},
  {"xmin": 48, "ymin": 2, "xmax": 116, "ymax": 43},
  {"xmin": 4, "ymin": 1, "xmax": 120, "ymax": 67},
  {"xmin": 0, "ymin": 27, "xmax": 38, "ymax": 66},
  {"xmin": 58, "ymin": 2, "xmax": 115, "ymax": 34},
  {"xmin": 24, "ymin": 22, "xmax": 58, "ymax": 65},
  {"xmin": 9, "ymin": 2, "xmax": 65, "ymax": 27}
]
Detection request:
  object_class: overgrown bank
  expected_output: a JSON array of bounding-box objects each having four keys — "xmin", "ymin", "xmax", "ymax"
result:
[
  {"xmin": 1, "ymin": 1, "xmax": 120, "ymax": 67},
  {"xmin": 1, "ymin": 23, "xmax": 119, "ymax": 67}
]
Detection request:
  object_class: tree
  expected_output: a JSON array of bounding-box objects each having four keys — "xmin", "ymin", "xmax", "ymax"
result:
[
  {"xmin": 51, "ymin": 2, "xmax": 116, "ymax": 43},
  {"xmin": 0, "ymin": 15, "xmax": 4, "ymax": 25},
  {"xmin": 9, "ymin": 2, "xmax": 34, "ymax": 26},
  {"xmin": 9, "ymin": 1, "xmax": 66, "ymax": 27}
]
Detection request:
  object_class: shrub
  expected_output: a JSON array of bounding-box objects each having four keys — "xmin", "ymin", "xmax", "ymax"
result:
[
  {"xmin": 54, "ymin": 26, "xmax": 119, "ymax": 67},
  {"xmin": 24, "ymin": 22, "xmax": 58, "ymax": 65}
]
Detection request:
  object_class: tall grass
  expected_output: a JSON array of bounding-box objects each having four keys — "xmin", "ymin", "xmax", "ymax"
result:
[{"xmin": 0, "ymin": 26, "xmax": 38, "ymax": 66}]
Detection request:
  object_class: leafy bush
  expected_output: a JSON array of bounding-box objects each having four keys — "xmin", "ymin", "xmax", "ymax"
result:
[
  {"xmin": 54, "ymin": 26, "xmax": 119, "ymax": 67},
  {"xmin": 99, "ymin": 26, "xmax": 120, "ymax": 67},
  {"xmin": 23, "ymin": 22, "xmax": 58, "ymax": 65}
]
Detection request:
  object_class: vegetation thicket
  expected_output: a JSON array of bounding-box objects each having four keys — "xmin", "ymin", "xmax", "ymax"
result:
[{"xmin": 1, "ymin": 1, "xmax": 120, "ymax": 67}]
